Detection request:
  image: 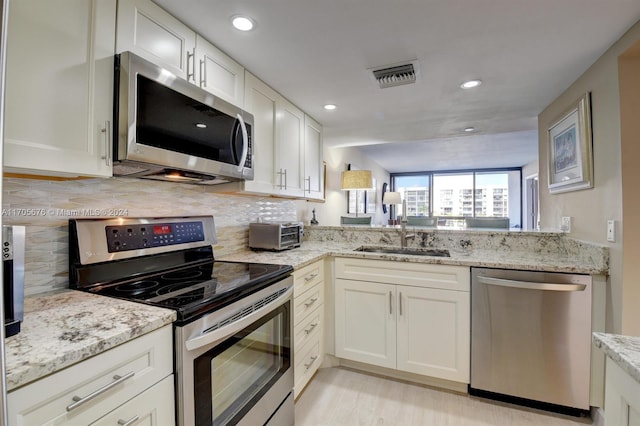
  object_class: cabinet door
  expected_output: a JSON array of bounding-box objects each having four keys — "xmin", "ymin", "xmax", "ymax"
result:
[
  {"xmin": 195, "ymin": 35, "xmax": 244, "ymax": 107},
  {"xmin": 396, "ymin": 286, "xmax": 470, "ymax": 383},
  {"xmin": 4, "ymin": 0, "xmax": 115, "ymax": 177},
  {"xmin": 90, "ymin": 375, "xmax": 175, "ymax": 426},
  {"xmin": 335, "ymin": 279, "xmax": 396, "ymax": 369},
  {"xmin": 275, "ymin": 98, "xmax": 304, "ymax": 197},
  {"xmin": 303, "ymin": 115, "xmax": 324, "ymax": 200},
  {"xmin": 605, "ymin": 357, "xmax": 640, "ymax": 426},
  {"xmin": 241, "ymin": 72, "xmax": 278, "ymax": 194},
  {"xmin": 116, "ymin": 0, "xmax": 196, "ymax": 81}
]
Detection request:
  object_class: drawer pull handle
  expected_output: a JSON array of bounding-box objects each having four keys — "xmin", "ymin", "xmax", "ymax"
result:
[
  {"xmin": 118, "ymin": 416, "xmax": 140, "ymax": 426},
  {"xmin": 304, "ymin": 297, "xmax": 318, "ymax": 308},
  {"xmin": 66, "ymin": 371, "xmax": 135, "ymax": 412},
  {"xmin": 304, "ymin": 322, "xmax": 318, "ymax": 335},
  {"xmin": 304, "ymin": 273, "xmax": 318, "ymax": 282},
  {"xmin": 304, "ymin": 355, "xmax": 318, "ymax": 370}
]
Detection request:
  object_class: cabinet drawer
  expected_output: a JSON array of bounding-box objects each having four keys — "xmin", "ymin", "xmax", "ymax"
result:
[
  {"xmin": 335, "ymin": 257, "xmax": 470, "ymax": 291},
  {"xmin": 91, "ymin": 375, "xmax": 175, "ymax": 425},
  {"xmin": 293, "ymin": 285, "xmax": 323, "ymax": 324},
  {"xmin": 294, "ymin": 307, "xmax": 322, "ymax": 351},
  {"xmin": 293, "ymin": 260, "xmax": 324, "ymax": 297},
  {"xmin": 8, "ymin": 326, "xmax": 173, "ymax": 426},
  {"xmin": 294, "ymin": 336, "xmax": 322, "ymax": 397}
]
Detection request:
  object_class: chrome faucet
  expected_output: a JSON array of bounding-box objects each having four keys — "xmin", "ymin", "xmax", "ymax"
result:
[{"xmin": 400, "ymin": 216, "xmax": 415, "ymax": 249}]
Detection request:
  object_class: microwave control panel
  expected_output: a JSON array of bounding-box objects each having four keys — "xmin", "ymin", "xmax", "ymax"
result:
[{"xmin": 105, "ymin": 221, "xmax": 205, "ymax": 252}]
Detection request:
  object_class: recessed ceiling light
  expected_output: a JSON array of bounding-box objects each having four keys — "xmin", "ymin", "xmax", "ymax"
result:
[
  {"xmin": 464, "ymin": 127, "xmax": 476, "ymax": 132},
  {"xmin": 324, "ymin": 104, "xmax": 337, "ymax": 110},
  {"xmin": 195, "ymin": 123, "xmax": 207, "ymax": 129},
  {"xmin": 460, "ymin": 79, "xmax": 482, "ymax": 89},
  {"xmin": 231, "ymin": 15, "xmax": 255, "ymax": 31}
]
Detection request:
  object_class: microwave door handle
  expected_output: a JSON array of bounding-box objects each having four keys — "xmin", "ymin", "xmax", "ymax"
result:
[{"xmin": 236, "ymin": 113, "xmax": 249, "ymax": 172}]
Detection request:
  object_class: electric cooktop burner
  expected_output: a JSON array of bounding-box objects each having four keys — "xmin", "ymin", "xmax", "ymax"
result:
[
  {"xmin": 68, "ymin": 216, "xmax": 294, "ymax": 324},
  {"xmin": 91, "ymin": 260, "xmax": 292, "ymax": 322}
]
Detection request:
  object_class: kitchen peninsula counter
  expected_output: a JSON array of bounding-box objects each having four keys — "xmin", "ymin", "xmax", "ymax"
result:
[
  {"xmin": 219, "ymin": 226, "xmax": 609, "ymax": 275},
  {"xmin": 4, "ymin": 290, "xmax": 176, "ymax": 391}
]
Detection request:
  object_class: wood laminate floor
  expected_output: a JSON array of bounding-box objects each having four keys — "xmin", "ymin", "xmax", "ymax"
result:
[{"xmin": 294, "ymin": 367, "xmax": 592, "ymax": 426}]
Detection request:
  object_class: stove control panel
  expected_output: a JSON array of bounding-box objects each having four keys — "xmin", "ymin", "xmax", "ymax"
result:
[{"xmin": 105, "ymin": 221, "xmax": 205, "ymax": 252}]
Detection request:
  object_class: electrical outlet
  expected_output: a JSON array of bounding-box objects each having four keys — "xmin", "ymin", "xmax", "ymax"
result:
[
  {"xmin": 607, "ymin": 220, "xmax": 615, "ymax": 242},
  {"xmin": 561, "ymin": 216, "xmax": 571, "ymax": 233}
]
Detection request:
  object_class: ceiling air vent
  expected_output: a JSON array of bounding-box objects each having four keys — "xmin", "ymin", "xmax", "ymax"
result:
[{"xmin": 371, "ymin": 61, "xmax": 418, "ymax": 89}]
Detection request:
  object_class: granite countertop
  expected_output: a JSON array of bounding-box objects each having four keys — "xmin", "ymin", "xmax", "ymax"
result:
[
  {"xmin": 6, "ymin": 231, "xmax": 606, "ymax": 392},
  {"xmin": 4, "ymin": 290, "xmax": 176, "ymax": 392},
  {"xmin": 219, "ymin": 240, "xmax": 608, "ymax": 275},
  {"xmin": 593, "ymin": 332, "xmax": 640, "ymax": 384}
]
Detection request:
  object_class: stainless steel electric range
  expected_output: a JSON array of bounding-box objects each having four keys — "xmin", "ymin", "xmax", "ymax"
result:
[{"xmin": 69, "ymin": 216, "xmax": 294, "ymax": 426}]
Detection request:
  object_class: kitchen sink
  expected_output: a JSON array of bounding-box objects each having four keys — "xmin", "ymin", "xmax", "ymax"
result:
[{"xmin": 354, "ymin": 246, "xmax": 451, "ymax": 257}]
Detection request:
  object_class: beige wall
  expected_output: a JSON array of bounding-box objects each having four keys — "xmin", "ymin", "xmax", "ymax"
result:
[
  {"xmin": 538, "ymin": 21, "xmax": 640, "ymax": 335},
  {"xmin": 619, "ymin": 45, "xmax": 640, "ymax": 335},
  {"xmin": 296, "ymin": 146, "xmax": 390, "ymax": 226}
]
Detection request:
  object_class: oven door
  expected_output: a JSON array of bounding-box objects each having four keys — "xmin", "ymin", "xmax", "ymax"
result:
[{"xmin": 176, "ymin": 277, "xmax": 293, "ymax": 426}]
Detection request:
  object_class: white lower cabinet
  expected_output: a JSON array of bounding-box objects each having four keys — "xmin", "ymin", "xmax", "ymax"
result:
[
  {"xmin": 605, "ymin": 357, "xmax": 640, "ymax": 426},
  {"xmin": 7, "ymin": 325, "xmax": 174, "ymax": 426},
  {"xmin": 334, "ymin": 258, "xmax": 470, "ymax": 383},
  {"xmin": 91, "ymin": 375, "xmax": 174, "ymax": 425},
  {"xmin": 293, "ymin": 260, "xmax": 325, "ymax": 397}
]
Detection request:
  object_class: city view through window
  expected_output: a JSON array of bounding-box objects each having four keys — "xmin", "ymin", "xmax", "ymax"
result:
[{"xmin": 391, "ymin": 170, "xmax": 521, "ymax": 228}]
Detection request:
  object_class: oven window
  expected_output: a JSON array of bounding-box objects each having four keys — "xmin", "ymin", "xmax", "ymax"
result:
[{"xmin": 194, "ymin": 303, "xmax": 290, "ymax": 425}]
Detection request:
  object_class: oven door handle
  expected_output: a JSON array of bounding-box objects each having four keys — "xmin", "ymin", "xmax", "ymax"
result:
[{"xmin": 184, "ymin": 286, "xmax": 293, "ymax": 352}]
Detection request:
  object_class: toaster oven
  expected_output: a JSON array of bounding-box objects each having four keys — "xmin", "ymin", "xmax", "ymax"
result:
[{"xmin": 249, "ymin": 222, "xmax": 303, "ymax": 251}]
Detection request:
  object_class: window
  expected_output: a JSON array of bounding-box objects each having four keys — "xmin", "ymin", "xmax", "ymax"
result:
[
  {"xmin": 391, "ymin": 175, "xmax": 430, "ymax": 219},
  {"xmin": 391, "ymin": 169, "xmax": 522, "ymax": 228}
]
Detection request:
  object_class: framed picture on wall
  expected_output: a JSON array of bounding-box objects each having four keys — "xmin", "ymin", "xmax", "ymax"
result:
[{"xmin": 547, "ymin": 92, "xmax": 594, "ymax": 194}]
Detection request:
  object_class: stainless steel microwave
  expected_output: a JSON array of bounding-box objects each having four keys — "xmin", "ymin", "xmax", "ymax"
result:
[{"xmin": 113, "ymin": 52, "xmax": 254, "ymax": 184}]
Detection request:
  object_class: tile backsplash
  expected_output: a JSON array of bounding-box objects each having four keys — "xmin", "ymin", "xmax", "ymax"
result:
[{"xmin": 2, "ymin": 177, "xmax": 297, "ymax": 295}]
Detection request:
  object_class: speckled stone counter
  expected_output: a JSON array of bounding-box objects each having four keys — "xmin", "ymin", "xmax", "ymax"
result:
[
  {"xmin": 220, "ymin": 236, "xmax": 609, "ymax": 275},
  {"xmin": 4, "ymin": 290, "xmax": 176, "ymax": 391},
  {"xmin": 593, "ymin": 333, "xmax": 640, "ymax": 384}
]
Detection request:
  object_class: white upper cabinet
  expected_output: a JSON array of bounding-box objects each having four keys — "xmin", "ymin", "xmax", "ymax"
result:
[
  {"xmin": 117, "ymin": 0, "xmax": 244, "ymax": 107},
  {"xmin": 241, "ymin": 71, "xmax": 278, "ymax": 194},
  {"xmin": 195, "ymin": 35, "xmax": 244, "ymax": 107},
  {"xmin": 3, "ymin": 0, "xmax": 116, "ymax": 177},
  {"xmin": 116, "ymin": 0, "xmax": 196, "ymax": 82},
  {"xmin": 304, "ymin": 115, "xmax": 324, "ymax": 200},
  {"xmin": 224, "ymin": 73, "xmax": 324, "ymax": 200},
  {"xmin": 275, "ymin": 98, "xmax": 305, "ymax": 197}
]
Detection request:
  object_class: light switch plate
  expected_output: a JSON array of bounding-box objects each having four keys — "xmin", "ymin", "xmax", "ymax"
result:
[
  {"xmin": 607, "ymin": 220, "xmax": 615, "ymax": 242},
  {"xmin": 561, "ymin": 216, "xmax": 571, "ymax": 233}
]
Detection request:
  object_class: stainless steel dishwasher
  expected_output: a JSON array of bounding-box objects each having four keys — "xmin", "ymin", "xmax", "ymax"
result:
[{"xmin": 470, "ymin": 267, "xmax": 592, "ymax": 416}]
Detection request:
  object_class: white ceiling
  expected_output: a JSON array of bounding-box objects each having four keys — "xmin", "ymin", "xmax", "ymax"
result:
[{"xmin": 153, "ymin": 0, "xmax": 640, "ymax": 173}]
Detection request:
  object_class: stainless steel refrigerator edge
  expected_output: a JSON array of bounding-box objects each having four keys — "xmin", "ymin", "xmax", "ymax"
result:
[
  {"xmin": 0, "ymin": 0, "xmax": 9, "ymax": 423},
  {"xmin": 470, "ymin": 267, "xmax": 593, "ymax": 413}
]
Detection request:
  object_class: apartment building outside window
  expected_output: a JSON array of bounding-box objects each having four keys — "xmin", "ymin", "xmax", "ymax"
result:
[{"xmin": 390, "ymin": 169, "xmax": 522, "ymax": 228}]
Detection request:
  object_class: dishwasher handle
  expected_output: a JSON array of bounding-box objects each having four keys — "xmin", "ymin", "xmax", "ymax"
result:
[{"xmin": 476, "ymin": 275, "xmax": 586, "ymax": 292}]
